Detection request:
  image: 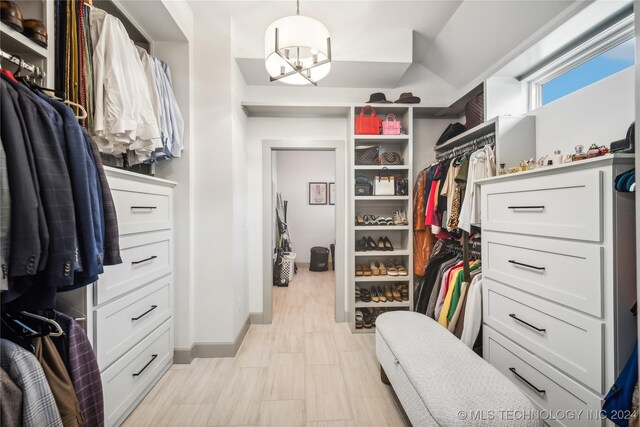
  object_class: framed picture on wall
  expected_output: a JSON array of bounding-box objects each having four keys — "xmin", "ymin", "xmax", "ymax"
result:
[
  {"xmin": 329, "ymin": 182, "xmax": 336, "ymax": 205},
  {"xmin": 309, "ymin": 182, "xmax": 327, "ymax": 205}
]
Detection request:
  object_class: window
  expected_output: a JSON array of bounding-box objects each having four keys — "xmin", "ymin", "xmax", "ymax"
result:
[
  {"xmin": 524, "ymin": 10, "xmax": 635, "ymax": 109},
  {"xmin": 541, "ymin": 37, "xmax": 635, "ymax": 105}
]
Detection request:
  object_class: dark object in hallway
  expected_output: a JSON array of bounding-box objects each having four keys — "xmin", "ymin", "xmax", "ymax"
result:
[{"xmin": 310, "ymin": 247, "xmax": 329, "ymax": 272}]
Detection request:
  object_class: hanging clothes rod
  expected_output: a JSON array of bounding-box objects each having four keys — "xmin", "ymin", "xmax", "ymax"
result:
[
  {"xmin": 436, "ymin": 132, "xmax": 496, "ymax": 161},
  {"xmin": 0, "ymin": 49, "xmax": 46, "ymax": 79}
]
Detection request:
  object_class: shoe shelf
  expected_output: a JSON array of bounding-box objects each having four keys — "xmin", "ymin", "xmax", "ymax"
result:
[
  {"xmin": 349, "ymin": 106, "xmax": 415, "ymax": 334},
  {"xmin": 354, "ymin": 225, "xmax": 410, "ymax": 231},
  {"xmin": 354, "ymin": 276, "xmax": 411, "ymax": 282},
  {"xmin": 354, "ymin": 249, "xmax": 410, "ymax": 257},
  {"xmin": 355, "ymin": 301, "xmax": 411, "ymax": 308},
  {"xmin": 0, "ymin": 22, "xmax": 48, "ymax": 58},
  {"xmin": 353, "ymin": 165, "xmax": 409, "ymax": 171},
  {"xmin": 355, "ymin": 195, "xmax": 410, "ymax": 201}
]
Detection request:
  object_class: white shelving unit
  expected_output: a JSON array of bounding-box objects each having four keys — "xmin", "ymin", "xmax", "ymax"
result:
[
  {"xmin": 0, "ymin": 1, "xmax": 54, "ymax": 88},
  {"xmin": 434, "ymin": 115, "xmax": 536, "ymax": 169},
  {"xmin": 348, "ymin": 105, "xmax": 415, "ymax": 333}
]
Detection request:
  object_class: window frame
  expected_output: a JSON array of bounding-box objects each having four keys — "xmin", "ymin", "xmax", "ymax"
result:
[{"xmin": 523, "ymin": 13, "xmax": 635, "ymax": 110}]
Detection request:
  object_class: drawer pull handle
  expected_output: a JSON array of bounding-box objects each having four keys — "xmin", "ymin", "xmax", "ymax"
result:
[
  {"xmin": 508, "ymin": 260, "xmax": 545, "ymax": 271},
  {"xmin": 509, "ymin": 313, "xmax": 546, "ymax": 332},
  {"xmin": 131, "ymin": 305, "xmax": 158, "ymax": 321},
  {"xmin": 132, "ymin": 256, "xmax": 158, "ymax": 265},
  {"xmin": 132, "ymin": 354, "xmax": 158, "ymax": 377},
  {"xmin": 509, "ymin": 367, "xmax": 546, "ymax": 395},
  {"xmin": 131, "ymin": 206, "xmax": 157, "ymax": 210},
  {"xmin": 508, "ymin": 205, "xmax": 545, "ymax": 211}
]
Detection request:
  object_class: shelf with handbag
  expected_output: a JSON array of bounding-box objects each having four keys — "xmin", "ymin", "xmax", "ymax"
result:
[
  {"xmin": 349, "ymin": 105, "xmax": 414, "ymax": 334},
  {"xmin": 354, "ymin": 105, "xmax": 410, "ymax": 137}
]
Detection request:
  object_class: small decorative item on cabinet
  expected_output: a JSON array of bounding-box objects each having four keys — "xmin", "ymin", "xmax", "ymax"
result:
[
  {"xmin": 382, "ymin": 114, "xmax": 401, "ymax": 135},
  {"xmin": 355, "ymin": 105, "xmax": 382, "ymax": 135},
  {"xmin": 586, "ymin": 144, "xmax": 600, "ymax": 159},
  {"xmin": 554, "ymin": 150, "xmax": 563, "ymax": 165},
  {"xmin": 498, "ymin": 163, "xmax": 507, "ymax": 175},
  {"xmin": 572, "ymin": 145, "xmax": 587, "ymax": 161}
]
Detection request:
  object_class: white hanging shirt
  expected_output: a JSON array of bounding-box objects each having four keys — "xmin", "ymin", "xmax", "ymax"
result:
[
  {"xmin": 457, "ymin": 145, "xmax": 495, "ymax": 233},
  {"xmin": 90, "ymin": 7, "xmax": 160, "ymax": 161}
]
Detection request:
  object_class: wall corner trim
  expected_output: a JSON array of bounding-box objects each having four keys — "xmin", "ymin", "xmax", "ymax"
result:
[
  {"xmin": 174, "ymin": 315, "xmax": 252, "ymax": 361},
  {"xmin": 173, "ymin": 345, "xmax": 195, "ymax": 364}
]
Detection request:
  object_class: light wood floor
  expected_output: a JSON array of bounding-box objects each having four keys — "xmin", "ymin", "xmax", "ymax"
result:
[{"xmin": 123, "ymin": 268, "xmax": 407, "ymax": 427}]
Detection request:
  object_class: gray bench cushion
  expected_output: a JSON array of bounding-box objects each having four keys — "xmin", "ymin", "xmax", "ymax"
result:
[{"xmin": 376, "ymin": 311, "xmax": 543, "ymax": 426}]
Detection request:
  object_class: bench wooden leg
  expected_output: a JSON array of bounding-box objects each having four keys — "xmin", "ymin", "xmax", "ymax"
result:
[{"xmin": 380, "ymin": 365, "xmax": 391, "ymax": 385}]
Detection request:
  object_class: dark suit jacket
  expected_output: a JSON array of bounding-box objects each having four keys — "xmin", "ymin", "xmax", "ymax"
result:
[
  {"xmin": 45, "ymin": 96, "xmax": 104, "ymax": 282},
  {"xmin": 1, "ymin": 74, "xmax": 77, "ymax": 296},
  {"xmin": 84, "ymin": 130, "xmax": 122, "ymax": 265},
  {"xmin": 0, "ymin": 80, "xmax": 45, "ymax": 279}
]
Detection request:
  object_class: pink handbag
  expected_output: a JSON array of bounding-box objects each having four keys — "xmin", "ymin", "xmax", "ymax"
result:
[{"xmin": 382, "ymin": 114, "xmax": 401, "ymax": 135}]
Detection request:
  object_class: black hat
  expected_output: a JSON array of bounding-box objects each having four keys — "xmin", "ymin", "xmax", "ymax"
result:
[
  {"xmin": 367, "ymin": 92, "xmax": 392, "ymax": 103},
  {"xmin": 395, "ymin": 92, "xmax": 421, "ymax": 104}
]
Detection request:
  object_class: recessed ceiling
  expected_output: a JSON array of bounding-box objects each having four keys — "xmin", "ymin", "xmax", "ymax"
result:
[{"xmin": 189, "ymin": 0, "xmax": 581, "ymax": 92}]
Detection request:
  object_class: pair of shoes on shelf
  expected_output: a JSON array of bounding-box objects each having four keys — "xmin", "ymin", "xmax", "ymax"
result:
[
  {"xmin": 355, "ymin": 236, "xmax": 394, "ymax": 252},
  {"xmin": 355, "ymin": 214, "xmax": 394, "ymax": 226},
  {"xmin": 384, "ymin": 259, "xmax": 408, "ymax": 276},
  {"xmin": 355, "ymin": 309, "xmax": 364, "ymax": 329},
  {"xmin": 393, "ymin": 210, "xmax": 409, "ymax": 225},
  {"xmin": 369, "ymin": 260, "xmax": 388, "ymax": 276},
  {"xmin": 356, "ymin": 264, "xmax": 371, "ymax": 276}
]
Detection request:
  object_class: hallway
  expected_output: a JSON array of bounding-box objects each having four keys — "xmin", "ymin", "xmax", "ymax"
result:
[{"xmin": 123, "ymin": 268, "xmax": 406, "ymax": 426}]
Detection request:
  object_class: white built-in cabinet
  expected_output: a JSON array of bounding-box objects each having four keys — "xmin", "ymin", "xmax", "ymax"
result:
[{"xmin": 479, "ymin": 155, "xmax": 637, "ymax": 426}]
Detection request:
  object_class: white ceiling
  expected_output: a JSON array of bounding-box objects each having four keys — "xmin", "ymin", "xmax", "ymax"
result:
[{"xmin": 188, "ymin": 0, "xmax": 580, "ymax": 92}]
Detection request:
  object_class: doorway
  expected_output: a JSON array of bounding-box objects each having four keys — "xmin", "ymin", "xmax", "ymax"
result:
[{"xmin": 262, "ymin": 140, "xmax": 346, "ymax": 324}]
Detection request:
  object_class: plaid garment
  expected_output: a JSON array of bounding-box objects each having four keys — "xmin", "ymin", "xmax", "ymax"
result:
[
  {"xmin": 56, "ymin": 312, "xmax": 104, "ymax": 427},
  {"xmin": 0, "ymin": 142, "xmax": 10, "ymax": 291},
  {"xmin": 1, "ymin": 339, "xmax": 63, "ymax": 427},
  {"xmin": 0, "ymin": 367, "xmax": 22, "ymax": 427},
  {"xmin": 83, "ymin": 130, "xmax": 122, "ymax": 265}
]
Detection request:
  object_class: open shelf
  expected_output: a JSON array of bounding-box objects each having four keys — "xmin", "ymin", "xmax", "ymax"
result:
[
  {"xmin": 354, "ymin": 135, "xmax": 410, "ymax": 142},
  {"xmin": 355, "ymin": 276, "xmax": 411, "ymax": 282},
  {"xmin": 354, "ymin": 225, "xmax": 409, "ymax": 231},
  {"xmin": 354, "ymin": 250, "xmax": 410, "ymax": 257},
  {"xmin": 434, "ymin": 117, "xmax": 497, "ymax": 152},
  {"xmin": 355, "ymin": 301, "xmax": 411, "ymax": 308},
  {"xmin": 354, "ymin": 165, "xmax": 408, "ymax": 170},
  {"xmin": 0, "ymin": 22, "xmax": 48, "ymax": 58},
  {"xmin": 355, "ymin": 195, "xmax": 409, "ymax": 201}
]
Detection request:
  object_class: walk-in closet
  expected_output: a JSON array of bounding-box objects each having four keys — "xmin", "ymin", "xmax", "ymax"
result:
[{"xmin": 1, "ymin": 0, "xmax": 639, "ymax": 426}]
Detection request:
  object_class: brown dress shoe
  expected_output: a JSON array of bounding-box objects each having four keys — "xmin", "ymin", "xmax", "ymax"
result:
[
  {"xmin": 1, "ymin": 1, "xmax": 23, "ymax": 32},
  {"xmin": 22, "ymin": 19, "xmax": 47, "ymax": 47}
]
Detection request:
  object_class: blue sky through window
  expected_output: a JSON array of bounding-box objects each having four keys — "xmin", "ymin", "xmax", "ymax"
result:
[{"xmin": 542, "ymin": 37, "xmax": 636, "ymax": 105}]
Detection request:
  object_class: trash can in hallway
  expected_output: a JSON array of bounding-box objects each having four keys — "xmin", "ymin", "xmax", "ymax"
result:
[{"xmin": 309, "ymin": 247, "xmax": 330, "ymax": 272}]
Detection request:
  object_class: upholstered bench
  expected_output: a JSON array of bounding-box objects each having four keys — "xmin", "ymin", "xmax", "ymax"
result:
[{"xmin": 376, "ymin": 311, "xmax": 543, "ymax": 426}]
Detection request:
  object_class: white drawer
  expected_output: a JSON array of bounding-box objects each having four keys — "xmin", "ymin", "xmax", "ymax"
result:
[
  {"xmin": 102, "ymin": 319, "xmax": 172, "ymax": 427},
  {"xmin": 483, "ymin": 231, "xmax": 603, "ymax": 317},
  {"xmin": 484, "ymin": 279, "xmax": 604, "ymax": 393},
  {"xmin": 484, "ymin": 327, "xmax": 603, "ymax": 427},
  {"xmin": 96, "ymin": 230, "xmax": 172, "ymax": 305},
  {"xmin": 95, "ymin": 277, "xmax": 172, "ymax": 370},
  {"xmin": 110, "ymin": 180, "xmax": 171, "ymax": 235},
  {"xmin": 481, "ymin": 169, "xmax": 602, "ymax": 242}
]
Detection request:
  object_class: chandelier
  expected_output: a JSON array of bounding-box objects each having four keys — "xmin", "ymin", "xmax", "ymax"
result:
[{"xmin": 264, "ymin": 0, "xmax": 332, "ymax": 86}]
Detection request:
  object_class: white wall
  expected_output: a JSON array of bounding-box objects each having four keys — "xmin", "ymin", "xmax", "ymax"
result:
[
  {"xmin": 246, "ymin": 118, "xmax": 347, "ymax": 314},
  {"xmin": 529, "ymin": 67, "xmax": 636, "ymax": 158},
  {"xmin": 412, "ymin": 118, "xmax": 453, "ymax": 181},
  {"xmin": 275, "ymin": 151, "xmax": 336, "ymax": 264}
]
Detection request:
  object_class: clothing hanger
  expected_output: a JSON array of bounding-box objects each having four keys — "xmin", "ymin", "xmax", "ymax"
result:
[
  {"xmin": 18, "ymin": 76, "xmax": 89, "ymax": 120},
  {"xmin": 19, "ymin": 311, "xmax": 64, "ymax": 337}
]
